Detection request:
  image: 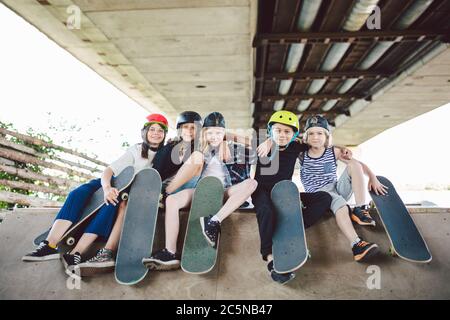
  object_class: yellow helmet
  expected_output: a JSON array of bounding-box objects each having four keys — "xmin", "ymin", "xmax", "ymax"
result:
[{"xmin": 268, "ymin": 110, "xmax": 299, "ymax": 132}]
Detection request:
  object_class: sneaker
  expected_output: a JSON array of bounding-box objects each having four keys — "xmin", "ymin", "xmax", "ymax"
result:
[
  {"xmin": 22, "ymin": 240, "xmax": 60, "ymax": 262},
  {"xmin": 200, "ymin": 215, "xmax": 221, "ymax": 248},
  {"xmin": 62, "ymin": 252, "xmax": 82, "ymax": 276},
  {"xmin": 142, "ymin": 248, "xmax": 180, "ymax": 271},
  {"xmin": 351, "ymin": 205, "xmax": 376, "ymax": 226},
  {"xmin": 78, "ymin": 248, "xmax": 115, "ymax": 277},
  {"xmin": 267, "ymin": 261, "xmax": 295, "ymax": 285},
  {"xmin": 352, "ymin": 239, "xmax": 379, "ymax": 262}
]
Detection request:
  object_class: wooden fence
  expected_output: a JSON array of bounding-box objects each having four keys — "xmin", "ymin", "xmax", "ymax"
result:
[{"xmin": 0, "ymin": 127, "xmax": 107, "ymax": 208}]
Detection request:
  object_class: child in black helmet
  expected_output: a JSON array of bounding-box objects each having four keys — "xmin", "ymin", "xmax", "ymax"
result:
[
  {"xmin": 78, "ymin": 111, "xmax": 204, "ymax": 275},
  {"xmin": 252, "ymin": 110, "xmax": 335, "ymax": 284},
  {"xmin": 142, "ymin": 112, "xmax": 258, "ymax": 270},
  {"xmin": 300, "ymin": 114, "xmax": 387, "ymax": 262},
  {"xmin": 23, "ymin": 114, "xmax": 168, "ymax": 277}
]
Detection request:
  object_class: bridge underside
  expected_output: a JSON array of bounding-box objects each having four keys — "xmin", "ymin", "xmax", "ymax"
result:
[{"xmin": 2, "ymin": 0, "xmax": 450, "ymax": 144}]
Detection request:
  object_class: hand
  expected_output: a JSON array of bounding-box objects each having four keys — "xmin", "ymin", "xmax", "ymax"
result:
[
  {"xmin": 368, "ymin": 178, "xmax": 388, "ymax": 196},
  {"xmin": 103, "ymin": 186, "xmax": 119, "ymax": 206},
  {"xmin": 257, "ymin": 139, "xmax": 273, "ymax": 157},
  {"xmin": 340, "ymin": 148, "xmax": 353, "ymax": 161},
  {"xmin": 219, "ymin": 141, "xmax": 232, "ymax": 162}
]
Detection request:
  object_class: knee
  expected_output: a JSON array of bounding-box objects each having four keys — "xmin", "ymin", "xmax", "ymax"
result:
[
  {"xmin": 68, "ymin": 185, "xmax": 87, "ymax": 197},
  {"xmin": 317, "ymin": 191, "xmax": 332, "ymax": 207},
  {"xmin": 247, "ymin": 179, "xmax": 258, "ymax": 192},
  {"xmin": 117, "ymin": 201, "xmax": 127, "ymax": 216},
  {"xmin": 347, "ymin": 159, "xmax": 362, "ymax": 172},
  {"xmin": 165, "ymin": 195, "xmax": 178, "ymax": 210}
]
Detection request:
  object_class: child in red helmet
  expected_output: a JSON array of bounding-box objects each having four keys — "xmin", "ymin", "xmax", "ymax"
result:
[{"xmin": 23, "ymin": 114, "xmax": 168, "ymax": 276}]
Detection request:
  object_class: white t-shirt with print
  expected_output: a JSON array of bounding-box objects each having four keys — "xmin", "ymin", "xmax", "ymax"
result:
[
  {"xmin": 201, "ymin": 155, "xmax": 226, "ymax": 186},
  {"xmin": 109, "ymin": 143, "xmax": 156, "ymax": 176}
]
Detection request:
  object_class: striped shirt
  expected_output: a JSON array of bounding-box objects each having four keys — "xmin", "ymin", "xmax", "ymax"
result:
[{"xmin": 300, "ymin": 147, "xmax": 337, "ymax": 192}]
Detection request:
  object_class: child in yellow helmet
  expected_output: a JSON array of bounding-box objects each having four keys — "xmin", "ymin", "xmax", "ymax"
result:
[{"xmin": 252, "ymin": 110, "xmax": 352, "ymax": 284}]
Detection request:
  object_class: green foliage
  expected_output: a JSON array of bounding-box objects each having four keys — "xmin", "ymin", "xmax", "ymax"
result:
[{"xmin": 0, "ymin": 121, "xmax": 65, "ymax": 209}]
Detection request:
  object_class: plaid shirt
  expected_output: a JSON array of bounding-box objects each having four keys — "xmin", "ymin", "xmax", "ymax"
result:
[{"xmin": 202, "ymin": 141, "xmax": 257, "ymax": 187}]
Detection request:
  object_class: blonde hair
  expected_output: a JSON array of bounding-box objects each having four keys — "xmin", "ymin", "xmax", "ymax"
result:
[
  {"xmin": 200, "ymin": 127, "xmax": 230, "ymax": 161},
  {"xmin": 303, "ymin": 128, "xmax": 332, "ymax": 148}
]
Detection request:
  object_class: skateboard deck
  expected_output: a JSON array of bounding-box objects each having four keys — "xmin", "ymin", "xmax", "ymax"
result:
[
  {"xmin": 57, "ymin": 166, "xmax": 135, "ymax": 254},
  {"xmin": 369, "ymin": 176, "xmax": 432, "ymax": 263},
  {"xmin": 271, "ymin": 180, "xmax": 308, "ymax": 273},
  {"xmin": 115, "ymin": 168, "xmax": 161, "ymax": 285},
  {"xmin": 181, "ymin": 176, "xmax": 224, "ymax": 274},
  {"xmin": 33, "ymin": 166, "xmax": 135, "ymax": 249}
]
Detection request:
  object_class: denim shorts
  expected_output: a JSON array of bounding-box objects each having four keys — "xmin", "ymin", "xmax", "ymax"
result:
[
  {"xmin": 318, "ymin": 168, "xmax": 353, "ymax": 214},
  {"xmin": 170, "ymin": 176, "xmax": 200, "ymax": 194}
]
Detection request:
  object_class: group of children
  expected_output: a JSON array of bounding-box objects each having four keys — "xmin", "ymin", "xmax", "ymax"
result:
[{"xmin": 23, "ymin": 109, "xmax": 387, "ymax": 284}]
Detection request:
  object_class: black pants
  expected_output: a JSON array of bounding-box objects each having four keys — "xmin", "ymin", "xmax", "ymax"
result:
[{"xmin": 252, "ymin": 185, "xmax": 332, "ymax": 260}]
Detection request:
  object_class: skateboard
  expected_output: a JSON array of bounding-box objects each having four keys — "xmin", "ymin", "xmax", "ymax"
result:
[
  {"xmin": 369, "ymin": 176, "xmax": 432, "ymax": 263},
  {"xmin": 181, "ymin": 176, "xmax": 224, "ymax": 274},
  {"xmin": 271, "ymin": 180, "xmax": 308, "ymax": 273},
  {"xmin": 33, "ymin": 166, "xmax": 135, "ymax": 249},
  {"xmin": 115, "ymin": 168, "xmax": 162, "ymax": 285}
]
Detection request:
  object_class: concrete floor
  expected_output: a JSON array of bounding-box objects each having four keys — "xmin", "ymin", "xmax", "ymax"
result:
[{"xmin": 1, "ymin": 208, "xmax": 449, "ymax": 300}]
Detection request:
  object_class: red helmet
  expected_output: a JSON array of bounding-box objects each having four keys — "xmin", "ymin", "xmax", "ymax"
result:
[{"xmin": 145, "ymin": 114, "xmax": 168, "ymax": 132}]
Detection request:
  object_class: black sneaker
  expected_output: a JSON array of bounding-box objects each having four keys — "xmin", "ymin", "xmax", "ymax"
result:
[
  {"xmin": 267, "ymin": 261, "xmax": 295, "ymax": 285},
  {"xmin": 142, "ymin": 248, "xmax": 180, "ymax": 271},
  {"xmin": 352, "ymin": 239, "xmax": 379, "ymax": 262},
  {"xmin": 200, "ymin": 215, "xmax": 221, "ymax": 248},
  {"xmin": 351, "ymin": 205, "xmax": 376, "ymax": 226},
  {"xmin": 78, "ymin": 248, "xmax": 115, "ymax": 277},
  {"xmin": 62, "ymin": 252, "xmax": 83, "ymax": 276},
  {"xmin": 22, "ymin": 240, "xmax": 60, "ymax": 262}
]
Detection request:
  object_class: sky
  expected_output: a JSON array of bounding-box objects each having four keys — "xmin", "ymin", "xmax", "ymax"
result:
[{"xmin": 1, "ymin": 4, "xmax": 449, "ymax": 201}]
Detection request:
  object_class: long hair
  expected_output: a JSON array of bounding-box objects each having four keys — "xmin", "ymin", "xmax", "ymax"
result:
[
  {"xmin": 141, "ymin": 124, "xmax": 166, "ymax": 159},
  {"xmin": 199, "ymin": 127, "xmax": 230, "ymax": 161}
]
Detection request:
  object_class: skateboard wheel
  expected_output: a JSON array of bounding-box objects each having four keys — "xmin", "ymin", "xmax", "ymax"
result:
[
  {"xmin": 121, "ymin": 193, "xmax": 129, "ymax": 201},
  {"xmin": 389, "ymin": 247, "xmax": 397, "ymax": 257},
  {"xmin": 66, "ymin": 237, "xmax": 75, "ymax": 246},
  {"xmin": 307, "ymin": 250, "xmax": 312, "ymax": 259}
]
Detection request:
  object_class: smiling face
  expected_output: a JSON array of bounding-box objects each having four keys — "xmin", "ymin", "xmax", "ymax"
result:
[
  {"xmin": 179, "ymin": 123, "xmax": 196, "ymax": 142},
  {"xmin": 271, "ymin": 123, "xmax": 295, "ymax": 147},
  {"xmin": 146, "ymin": 123, "xmax": 165, "ymax": 146},
  {"xmin": 204, "ymin": 127, "xmax": 225, "ymax": 148},
  {"xmin": 305, "ymin": 127, "xmax": 328, "ymax": 148}
]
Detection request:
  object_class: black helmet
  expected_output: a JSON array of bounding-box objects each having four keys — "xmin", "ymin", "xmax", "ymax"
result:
[
  {"xmin": 304, "ymin": 115, "xmax": 331, "ymax": 132},
  {"xmin": 176, "ymin": 111, "xmax": 202, "ymax": 129},
  {"xmin": 203, "ymin": 112, "xmax": 225, "ymax": 128}
]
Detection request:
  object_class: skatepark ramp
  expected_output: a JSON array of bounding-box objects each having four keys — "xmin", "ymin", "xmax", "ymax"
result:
[{"xmin": 1, "ymin": 207, "xmax": 450, "ymax": 299}]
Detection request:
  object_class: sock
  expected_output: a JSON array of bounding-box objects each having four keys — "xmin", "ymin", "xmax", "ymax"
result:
[
  {"xmin": 211, "ymin": 215, "xmax": 221, "ymax": 223},
  {"xmin": 351, "ymin": 237, "xmax": 361, "ymax": 248},
  {"xmin": 48, "ymin": 242, "xmax": 57, "ymax": 249},
  {"xmin": 166, "ymin": 248, "xmax": 176, "ymax": 255}
]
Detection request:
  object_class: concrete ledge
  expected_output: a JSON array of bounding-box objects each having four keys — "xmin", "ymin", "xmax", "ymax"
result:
[{"xmin": 1, "ymin": 208, "xmax": 449, "ymax": 299}]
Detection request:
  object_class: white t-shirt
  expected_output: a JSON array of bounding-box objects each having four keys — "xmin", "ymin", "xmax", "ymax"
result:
[
  {"xmin": 109, "ymin": 143, "xmax": 156, "ymax": 176},
  {"xmin": 201, "ymin": 155, "xmax": 226, "ymax": 186}
]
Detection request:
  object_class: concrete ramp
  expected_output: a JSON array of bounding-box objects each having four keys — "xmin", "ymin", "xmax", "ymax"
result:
[{"xmin": 1, "ymin": 208, "xmax": 449, "ymax": 299}]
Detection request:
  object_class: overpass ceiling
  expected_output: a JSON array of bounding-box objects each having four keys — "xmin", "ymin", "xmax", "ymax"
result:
[
  {"xmin": 2, "ymin": 0, "xmax": 450, "ymax": 144},
  {"xmin": 2, "ymin": 0, "xmax": 256, "ymax": 129},
  {"xmin": 253, "ymin": 0, "xmax": 450, "ymax": 145}
]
